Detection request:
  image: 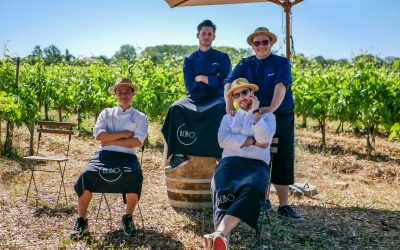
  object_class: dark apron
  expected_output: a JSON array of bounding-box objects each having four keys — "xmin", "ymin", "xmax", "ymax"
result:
[
  {"xmin": 212, "ymin": 156, "xmax": 269, "ymax": 230},
  {"xmin": 161, "ymin": 97, "xmax": 226, "ymax": 158},
  {"xmin": 271, "ymin": 111, "xmax": 295, "ymax": 185},
  {"xmin": 74, "ymin": 150, "xmax": 143, "ymax": 199}
]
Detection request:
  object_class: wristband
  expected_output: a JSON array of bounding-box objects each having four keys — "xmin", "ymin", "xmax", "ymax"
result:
[{"xmin": 252, "ymin": 108, "xmax": 260, "ymax": 115}]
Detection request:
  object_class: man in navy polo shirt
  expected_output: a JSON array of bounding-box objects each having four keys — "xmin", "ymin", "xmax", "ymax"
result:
[
  {"xmin": 183, "ymin": 20, "xmax": 232, "ymax": 103},
  {"xmin": 162, "ymin": 20, "xmax": 231, "ymax": 169},
  {"xmin": 224, "ymin": 27, "xmax": 303, "ymax": 221}
]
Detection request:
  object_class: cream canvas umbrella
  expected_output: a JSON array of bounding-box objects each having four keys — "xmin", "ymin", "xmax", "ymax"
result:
[{"xmin": 164, "ymin": 0, "xmax": 303, "ymax": 59}]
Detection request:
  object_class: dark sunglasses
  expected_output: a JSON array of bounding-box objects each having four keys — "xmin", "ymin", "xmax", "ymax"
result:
[
  {"xmin": 232, "ymin": 89, "xmax": 251, "ymax": 99},
  {"xmin": 253, "ymin": 39, "xmax": 270, "ymax": 47}
]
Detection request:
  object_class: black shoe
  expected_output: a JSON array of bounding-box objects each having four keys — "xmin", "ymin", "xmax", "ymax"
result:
[
  {"xmin": 260, "ymin": 199, "xmax": 272, "ymax": 215},
  {"xmin": 121, "ymin": 214, "xmax": 135, "ymax": 236},
  {"xmin": 277, "ymin": 205, "xmax": 304, "ymax": 221},
  {"xmin": 165, "ymin": 155, "xmax": 188, "ymax": 171},
  {"xmin": 70, "ymin": 217, "xmax": 89, "ymax": 239}
]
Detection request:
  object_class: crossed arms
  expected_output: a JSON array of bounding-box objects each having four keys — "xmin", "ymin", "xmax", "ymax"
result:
[
  {"xmin": 96, "ymin": 131, "xmax": 143, "ymax": 148},
  {"xmin": 218, "ymin": 113, "xmax": 276, "ymax": 151},
  {"xmin": 93, "ymin": 108, "xmax": 148, "ymax": 148}
]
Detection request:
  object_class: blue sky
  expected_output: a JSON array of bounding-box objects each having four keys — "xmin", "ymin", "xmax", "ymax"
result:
[{"xmin": 1, "ymin": 0, "xmax": 399, "ymax": 59}]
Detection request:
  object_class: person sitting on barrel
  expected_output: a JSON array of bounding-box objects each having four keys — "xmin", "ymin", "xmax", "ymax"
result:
[
  {"xmin": 203, "ymin": 78, "xmax": 276, "ymax": 250},
  {"xmin": 162, "ymin": 19, "xmax": 231, "ymax": 170},
  {"xmin": 70, "ymin": 78, "xmax": 148, "ymax": 238}
]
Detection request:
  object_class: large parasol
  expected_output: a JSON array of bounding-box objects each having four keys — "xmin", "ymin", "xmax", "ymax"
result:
[{"xmin": 164, "ymin": 0, "xmax": 303, "ymax": 59}]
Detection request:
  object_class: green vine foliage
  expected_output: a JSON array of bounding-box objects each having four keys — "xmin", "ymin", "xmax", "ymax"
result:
[
  {"xmin": 292, "ymin": 53, "xmax": 400, "ymax": 149},
  {"xmin": 128, "ymin": 54, "xmax": 185, "ymax": 122},
  {"xmin": 0, "ymin": 52, "xmax": 399, "ymax": 151}
]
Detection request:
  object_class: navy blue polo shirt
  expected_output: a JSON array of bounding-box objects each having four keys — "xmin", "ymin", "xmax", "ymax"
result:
[
  {"xmin": 224, "ymin": 54, "xmax": 294, "ymax": 113},
  {"xmin": 184, "ymin": 48, "xmax": 231, "ymax": 103}
]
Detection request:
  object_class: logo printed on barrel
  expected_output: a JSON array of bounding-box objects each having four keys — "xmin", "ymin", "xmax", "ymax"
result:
[{"xmin": 177, "ymin": 123, "xmax": 197, "ymax": 145}]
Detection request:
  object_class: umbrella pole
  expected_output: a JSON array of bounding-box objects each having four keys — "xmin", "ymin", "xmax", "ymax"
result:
[
  {"xmin": 270, "ymin": 0, "xmax": 303, "ymax": 60},
  {"xmin": 284, "ymin": 2, "xmax": 291, "ymax": 60}
]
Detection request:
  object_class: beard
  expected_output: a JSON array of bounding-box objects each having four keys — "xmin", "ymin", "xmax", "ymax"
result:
[{"xmin": 238, "ymin": 99, "xmax": 252, "ymax": 111}]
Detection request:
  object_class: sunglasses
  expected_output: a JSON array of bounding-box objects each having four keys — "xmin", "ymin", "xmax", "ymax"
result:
[
  {"xmin": 232, "ymin": 89, "xmax": 251, "ymax": 99},
  {"xmin": 253, "ymin": 39, "xmax": 270, "ymax": 47}
]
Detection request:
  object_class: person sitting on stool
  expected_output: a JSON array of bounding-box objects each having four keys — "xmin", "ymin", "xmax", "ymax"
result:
[
  {"xmin": 203, "ymin": 78, "xmax": 276, "ymax": 250},
  {"xmin": 70, "ymin": 78, "xmax": 147, "ymax": 238}
]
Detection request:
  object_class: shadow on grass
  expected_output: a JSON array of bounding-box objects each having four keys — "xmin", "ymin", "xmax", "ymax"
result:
[
  {"xmin": 296, "ymin": 139, "xmax": 400, "ymax": 164},
  {"xmin": 250, "ymin": 204, "xmax": 400, "ymax": 250},
  {"xmin": 172, "ymin": 207, "xmax": 214, "ymax": 234},
  {"xmin": 33, "ymin": 204, "xmax": 76, "ymax": 217},
  {"xmin": 62, "ymin": 227, "xmax": 184, "ymax": 249},
  {"xmin": 140, "ymin": 202, "xmax": 400, "ymax": 249}
]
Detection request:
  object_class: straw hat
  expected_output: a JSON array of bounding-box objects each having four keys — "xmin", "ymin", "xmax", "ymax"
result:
[
  {"xmin": 226, "ymin": 78, "xmax": 259, "ymax": 98},
  {"xmin": 247, "ymin": 27, "xmax": 277, "ymax": 46},
  {"xmin": 108, "ymin": 78, "xmax": 138, "ymax": 94}
]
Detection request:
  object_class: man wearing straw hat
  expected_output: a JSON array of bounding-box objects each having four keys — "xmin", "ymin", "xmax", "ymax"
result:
[
  {"xmin": 70, "ymin": 78, "xmax": 148, "ymax": 238},
  {"xmin": 223, "ymin": 27, "xmax": 303, "ymax": 221},
  {"xmin": 203, "ymin": 78, "xmax": 276, "ymax": 250}
]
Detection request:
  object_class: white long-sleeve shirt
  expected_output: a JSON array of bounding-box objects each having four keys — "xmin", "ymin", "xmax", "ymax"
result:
[
  {"xmin": 218, "ymin": 109, "xmax": 276, "ymax": 164},
  {"xmin": 93, "ymin": 106, "xmax": 148, "ymax": 155}
]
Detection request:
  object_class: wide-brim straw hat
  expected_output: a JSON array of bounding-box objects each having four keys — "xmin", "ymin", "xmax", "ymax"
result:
[
  {"xmin": 108, "ymin": 77, "xmax": 138, "ymax": 94},
  {"xmin": 247, "ymin": 27, "xmax": 277, "ymax": 46},
  {"xmin": 226, "ymin": 78, "xmax": 259, "ymax": 98}
]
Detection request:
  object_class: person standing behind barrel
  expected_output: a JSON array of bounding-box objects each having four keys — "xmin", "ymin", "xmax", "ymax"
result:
[
  {"xmin": 162, "ymin": 20, "xmax": 231, "ymax": 170},
  {"xmin": 223, "ymin": 27, "xmax": 303, "ymax": 221}
]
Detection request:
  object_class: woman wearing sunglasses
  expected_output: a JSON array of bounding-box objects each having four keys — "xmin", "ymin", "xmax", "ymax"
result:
[{"xmin": 223, "ymin": 27, "xmax": 303, "ymax": 221}]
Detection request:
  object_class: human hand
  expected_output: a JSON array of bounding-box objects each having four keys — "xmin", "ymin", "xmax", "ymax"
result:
[
  {"xmin": 241, "ymin": 136, "xmax": 255, "ymax": 148},
  {"xmin": 259, "ymin": 106, "xmax": 272, "ymax": 114},
  {"xmin": 226, "ymin": 103, "xmax": 236, "ymax": 116},
  {"xmin": 195, "ymin": 75, "xmax": 208, "ymax": 84},
  {"xmin": 122, "ymin": 130, "xmax": 133, "ymax": 139},
  {"xmin": 251, "ymin": 96, "xmax": 260, "ymax": 111},
  {"xmin": 255, "ymin": 142, "xmax": 269, "ymax": 148}
]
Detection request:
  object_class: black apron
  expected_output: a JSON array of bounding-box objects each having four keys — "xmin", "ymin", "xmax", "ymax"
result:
[
  {"xmin": 212, "ymin": 156, "xmax": 269, "ymax": 230},
  {"xmin": 74, "ymin": 150, "xmax": 143, "ymax": 199}
]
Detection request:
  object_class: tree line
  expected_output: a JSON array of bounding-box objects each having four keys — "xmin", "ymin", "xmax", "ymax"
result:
[{"xmin": 11, "ymin": 44, "xmax": 253, "ymax": 66}]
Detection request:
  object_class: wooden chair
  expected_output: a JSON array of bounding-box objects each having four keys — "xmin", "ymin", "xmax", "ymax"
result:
[
  {"xmin": 256, "ymin": 137, "xmax": 279, "ymax": 241},
  {"xmin": 24, "ymin": 121, "xmax": 74, "ymax": 206},
  {"xmin": 95, "ymin": 137, "xmax": 148, "ymax": 229}
]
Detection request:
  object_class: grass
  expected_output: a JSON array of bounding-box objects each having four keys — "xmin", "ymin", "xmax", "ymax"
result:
[{"xmin": 0, "ymin": 121, "xmax": 399, "ymax": 249}]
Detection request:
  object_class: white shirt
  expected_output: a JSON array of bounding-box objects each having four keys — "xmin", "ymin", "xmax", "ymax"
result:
[
  {"xmin": 93, "ymin": 106, "xmax": 148, "ymax": 155},
  {"xmin": 218, "ymin": 109, "xmax": 276, "ymax": 164}
]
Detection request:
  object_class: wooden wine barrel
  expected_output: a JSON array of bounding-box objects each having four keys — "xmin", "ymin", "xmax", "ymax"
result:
[{"xmin": 165, "ymin": 155, "xmax": 217, "ymax": 209}]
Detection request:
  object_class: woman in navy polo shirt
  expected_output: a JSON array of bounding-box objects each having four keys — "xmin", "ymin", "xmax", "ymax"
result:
[{"xmin": 223, "ymin": 27, "xmax": 303, "ymax": 221}]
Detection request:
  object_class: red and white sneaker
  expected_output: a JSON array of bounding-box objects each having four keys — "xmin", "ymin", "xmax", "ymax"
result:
[
  {"xmin": 202, "ymin": 231, "xmax": 228, "ymax": 250},
  {"xmin": 212, "ymin": 232, "xmax": 228, "ymax": 250}
]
